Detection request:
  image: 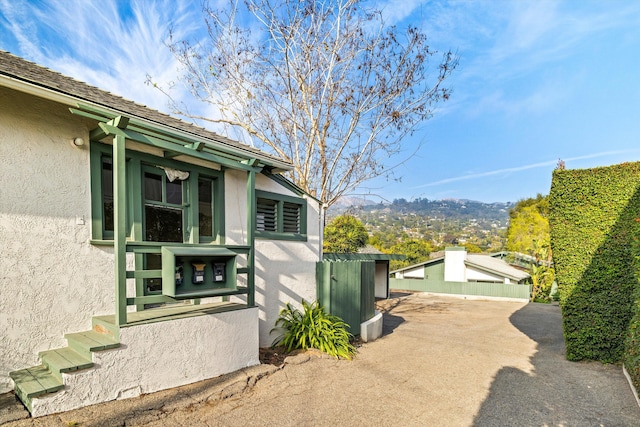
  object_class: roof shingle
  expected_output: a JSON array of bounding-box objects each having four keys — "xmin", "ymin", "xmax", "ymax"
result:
[{"xmin": 0, "ymin": 50, "xmax": 289, "ymax": 167}]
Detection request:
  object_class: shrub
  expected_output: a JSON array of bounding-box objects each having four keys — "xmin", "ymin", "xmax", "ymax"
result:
[
  {"xmin": 323, "ymin": 215, "xmax": 368, "ymax": 253},
  {"xmin": 549, "ymin": 162, "xmax": 640, "ymax": 363},
  {"xmin": 271, "ymin": 300, "xmax": 356, "ymax": 359}
]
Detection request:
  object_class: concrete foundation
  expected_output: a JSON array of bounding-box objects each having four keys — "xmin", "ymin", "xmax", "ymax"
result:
[{"xmin": 360, "ymin": 311, "xmax": 383, "ymax": 342}]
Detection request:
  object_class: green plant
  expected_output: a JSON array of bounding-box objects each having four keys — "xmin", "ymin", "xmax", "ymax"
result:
[
  {"xmin": 271, "ymin": 300, "xmax": 356, "ymax": 359},
  {"xmin": 549, "ymin": 162, "xmax": 640, "ymax": 363},
  {"xmin": 323, "ymin": 215, "xmax": 369, "ymax": 253}
]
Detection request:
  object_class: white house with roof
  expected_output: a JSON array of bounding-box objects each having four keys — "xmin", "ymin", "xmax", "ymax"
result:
[
  {"xmin": 391, "ymin": 247, "xmax": 531, "ymax": 300},
  {"xmin": 0, "ymin": 51, "xmax": 322, "ymax": 416}
]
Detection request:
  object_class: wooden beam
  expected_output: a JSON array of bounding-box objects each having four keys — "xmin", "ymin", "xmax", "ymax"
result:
[
  {"xmin": 112, "ymin": 116, "xmax": 129, "ymax": 129},
  {"xmin": 189, "ymin": 141, "xmax": 205, "ymax": 151},
  {"xmin": 72, "ymin": 102, "xmax": 293, "ymax": 171},
  {"xmin": 247, "ymin": 170, "xmax": 256, "ymax": 307},
  {"xmin": 113, "ymin": 134, "xmax": 128, "ymax": 326}
]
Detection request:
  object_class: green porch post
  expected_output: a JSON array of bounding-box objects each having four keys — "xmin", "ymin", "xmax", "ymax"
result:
[
  {"xmin": 247, "ymin": 170, "xmax": 256, "ymax": 307},
  {"xmin": 113, "ymin": 133, "xmax": 127, "ymax": 325}
]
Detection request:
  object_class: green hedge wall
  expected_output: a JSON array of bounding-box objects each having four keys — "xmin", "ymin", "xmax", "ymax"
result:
[{"xmin": 549, "ymin": 162, "xmax": 640, "ymax": 365}]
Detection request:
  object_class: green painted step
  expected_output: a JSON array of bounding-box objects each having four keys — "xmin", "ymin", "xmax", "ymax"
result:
[
  {"xmin": 39, "ymin": 347, "xmax": 93, "ymax": 382},
  {"xmin": 9, "ymin": 365, "xmax": 63, "ymax": 413},
  {"xmin": 65, "ymin": 330, "xmax": 120, "ymax": 360}
]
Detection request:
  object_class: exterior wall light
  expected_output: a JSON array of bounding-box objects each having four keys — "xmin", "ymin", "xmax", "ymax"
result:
[{"xmin": 71, "ymin": 137, "xmax": 85, "ymax": 147}]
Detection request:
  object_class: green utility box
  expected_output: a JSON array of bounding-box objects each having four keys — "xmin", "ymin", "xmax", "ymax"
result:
[{"xmin": 161, "ymin": 246, "xmax": 241, "ymax": 299}]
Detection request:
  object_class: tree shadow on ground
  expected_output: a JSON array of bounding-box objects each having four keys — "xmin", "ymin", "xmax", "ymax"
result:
[
  {"xmin": 472, "ymin": 303, "xmax": 639, "ymax": 427},
  {"xmin": 376, "ymin": 293, "xmax": 409, "ymax": 336}
]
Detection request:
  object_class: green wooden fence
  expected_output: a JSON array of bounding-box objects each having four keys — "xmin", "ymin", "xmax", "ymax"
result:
[
  {"xmin": 316, "ymin": 260, "xmax": 376, "ymax": 334},
  {"xmin": 389, "ymin": 278, "xmax": 531, "ymax": 300}
]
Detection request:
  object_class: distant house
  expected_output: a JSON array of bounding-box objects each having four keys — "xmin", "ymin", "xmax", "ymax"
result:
[
  {"xmin": 390, "ymin": 247, "xmax": 531, "ymax": 300},
  {"xmin": 0, "ymin": 51, "xmax": 322, "ymax": 416}
]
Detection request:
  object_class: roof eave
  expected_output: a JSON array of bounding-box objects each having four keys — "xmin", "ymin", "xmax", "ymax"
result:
[
  {"xmin": 0, "ymin": 73, "xmax": 293, "ymax": 172},
  {"xmin": 464, "ymin": 260, "xmax": 529, "ymax": 281}
]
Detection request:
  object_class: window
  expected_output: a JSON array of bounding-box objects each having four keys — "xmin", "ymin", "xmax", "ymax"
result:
[
  {"xmin": 101, "ymin": 157, "xmax": 114, "ymax": 235},
  {"xmin": 255, "ymin": 190, "xmax": 307, "ymax": 241},
  {"xmin": 198, "ymin": 177, "xmax": 214, "ymax": 238},
  {"xmin": 90, "ymin": 142, "xmax": 224, "ymax": 244},
  {"xmin": 143, "ymin": 168, "xmax": 185, "ymax": 243}
]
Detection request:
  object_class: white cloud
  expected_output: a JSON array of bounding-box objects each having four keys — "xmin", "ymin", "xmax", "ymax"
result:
[
  {"xmin": 413, "ymin": 150, "xmax": 640, "ymax": 189},
  {"xmin": 0, "ymin": 0, "xmax": 204, "ymax": 118}
]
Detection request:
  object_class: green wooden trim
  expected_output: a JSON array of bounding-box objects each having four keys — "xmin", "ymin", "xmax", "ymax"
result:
[
  {"xmin": 89, "ymin": 142, "xmax": 104, "ymax": 240},
  {"xmin": 134, "ymin": 252, "xmax": 146, "ymax": 312},
  {"xmin": 98, "ymin": 123, "xmax": 260, "ymax": 172},
  {"xmin": 68, "ymin": 107, "xmax": 109, "ymax": 123},
  {"xmin": 126, "ymin": 295, "xmax": 179, "ymax": 305},
  {"xmin": 324, "ymin": 253, "xmax": 405, "ymax": 261},
  {"xmin": 215, "ymin": 173, "xmax": 225, "ymax": 244},
  {"xmin": 255, "ymin": 231, "xmax": 308, "ymax": 241},
  {"xmin": 126, "ymin": 269, "xmax": 162, "ymax": 279},
  {"xmin": 247, "ymin": 170, "xmax": 256, "ymax": 307},
  {"xmin": 72, "ymin": 103, "xmax": 293, "ymax": 172},
  {"xmin": 113, "ymin": 134, "xmax": 127, "ymax": 326},
  {"xmin": 89, "ymin": 141, "xmax": 226, "ymax": 248},
  {"xmin": 161, "ymin": 287, "xmax": 249, "ymax": 299},
  {"xmin": 161, "ymin": 246, "xmax": 240, "ymax": 256},
  {"xmin": 188, "ymin": 172, "xmax": 199, "ymax": 244},
  {"xmin": 129, "ymin": 158, "xmax": 143, "ymax": 241},
  {"xmin": 89, "ymin": 239, "xmax": 114, "ymax": 246}
]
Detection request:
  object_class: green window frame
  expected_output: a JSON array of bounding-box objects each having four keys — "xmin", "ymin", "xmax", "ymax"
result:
[
  {"xmin": 90, "ymin": 142, "xmax": 225, "ymax": 244},
  {"xmin": 255, "ymin": 190, "xmax": 307, "ymax": 241}
]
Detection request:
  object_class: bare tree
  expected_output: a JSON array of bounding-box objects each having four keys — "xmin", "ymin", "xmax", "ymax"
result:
[{"xmin": 164, "ymin": 0, "xmax": 457, "ymax": 206}]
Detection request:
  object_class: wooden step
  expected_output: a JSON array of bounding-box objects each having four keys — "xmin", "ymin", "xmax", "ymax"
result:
[
  {"xmin": 65, "ymin": 330, "xmax": 120, "ymax": 360},
  {"xmin": 39, "ymin": 347, "xmax": 93, "ymax": 382},
  {"xmin": 9, "ymin": 365, "xmax": 63, "ymax": 413}
]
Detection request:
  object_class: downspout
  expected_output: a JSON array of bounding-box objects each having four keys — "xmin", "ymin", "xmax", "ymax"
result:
[{"xmin": 320, "ymin": 203, "xmax": 329, "ymax": 260}]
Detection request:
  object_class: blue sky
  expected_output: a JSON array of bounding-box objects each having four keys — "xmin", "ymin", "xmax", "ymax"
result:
[{"xmin": 2, "ymin": 0, "xmax": 639, "ymax": 203}]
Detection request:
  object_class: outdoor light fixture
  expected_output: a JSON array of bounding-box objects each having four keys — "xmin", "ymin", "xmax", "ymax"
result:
[{"xmin": 71, "ymin": 137, "xmax": 85, "ymax": 147}]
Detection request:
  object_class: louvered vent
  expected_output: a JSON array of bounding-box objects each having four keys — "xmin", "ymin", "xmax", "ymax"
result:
[
  {"xmin": 256, "ymin": 198, "xmax": 277, "ymax": 231},
  {"xmin": 282, "ymin": 202, "xmax": 301, "ymax": 233}
]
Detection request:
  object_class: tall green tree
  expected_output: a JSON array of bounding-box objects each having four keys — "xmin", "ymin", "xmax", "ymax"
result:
[
  {"xmin": 506, "ymin": 195, "xmax": 550, "ymax": 256},
  {"xmin": 323, "ymin": 215, "xmax": 368, "ymax": 253},
  {"xmin": 507, "ymin": 194, "xmax": 555, "ymax": 302},
  {"xmin": 388, "ymin": 238, "xmax": 431, "ymax": 270}
]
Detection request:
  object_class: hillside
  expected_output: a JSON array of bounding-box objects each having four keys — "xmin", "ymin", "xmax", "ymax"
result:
[{"xmin": 329, "ymin": 197, "xmax": 512, "ymax": 252}]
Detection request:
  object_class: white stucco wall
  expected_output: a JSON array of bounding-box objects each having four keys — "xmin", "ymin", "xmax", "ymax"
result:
[
  {"xmin": 375, "ymin": 262, "xmax": 388, "ymax": 299},
  {"xmin": 444, "ymin": 248, "xmax": 467, "ymax": 282},
  {"xmin": 0, "ymin": 88, "xmax": 115, "ymax": 393},
  {"xmin": 30, "ymin": 307, "xmax": 259, "ymax": 417},
  {"xmin": 0, "ymin": 85, "xmax": 322, "ymax": 396},
  {"xmin": 397, "ymin": 266, "xmax": 425, "ymax": 279},
  {"xmin": 255, "ymin": 175, "xmax": 322, "ymax": 347},
  {"xmin": 466, "ymin": 267, "xmax": 509, "ymax": 283}
]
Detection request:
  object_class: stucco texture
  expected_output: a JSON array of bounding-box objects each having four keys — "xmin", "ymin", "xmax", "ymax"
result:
[
  {"xmin": 225, "ymin": 171, "xmax": 320, "ymax": 346},
  {"xmin": 0, "ymin": 88, "xmax": 115, "ymax": 393},
  {"xmin": 0, "ymin": 86, "xmax": 322, "ymax": 395},
  {"xmin": 30, "ymin": 307, "xmax": 259, "ymax": 417}
]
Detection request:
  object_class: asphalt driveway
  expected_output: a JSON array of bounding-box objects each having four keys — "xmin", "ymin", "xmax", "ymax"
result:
[{"xmin": 2, "ymin": 293, "xmax": 639, "ymax": 426}]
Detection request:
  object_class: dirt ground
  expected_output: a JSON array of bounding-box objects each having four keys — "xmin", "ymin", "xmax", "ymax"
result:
[{"xmin": 2, "ymin": 292, "xmax": 639, "ymax": 426}]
